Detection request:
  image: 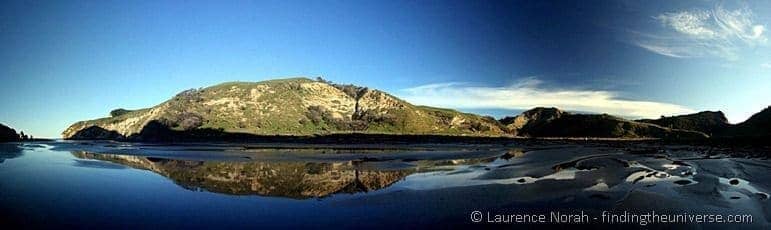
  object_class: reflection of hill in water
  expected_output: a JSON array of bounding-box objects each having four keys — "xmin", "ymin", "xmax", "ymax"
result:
[
  {"xmin": 0, "ymin": 143, "xmax": 23, "ymax": 163},
  {"xmin": 72, "ymin": 151, "xmax": 412, "ymax": 199}
]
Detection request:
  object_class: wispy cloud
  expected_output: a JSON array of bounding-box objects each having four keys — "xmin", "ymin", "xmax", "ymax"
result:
[
  {"xmin": 399, "ymin": 78, "xmax": 695, "ymax": 119},
  {"xmin": 657, "ymin": 10, "xmax": 717, "ymax": 38},
  {"xmin": 633, "ymin": 4, "xmax": 766, "ymax": 60}
]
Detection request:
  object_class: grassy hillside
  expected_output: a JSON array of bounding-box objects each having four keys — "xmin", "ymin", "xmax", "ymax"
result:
[
  {"xmin": 500, "ymin": 107, "xmax": 708, "ymax": 139},
  {"xmin": 63, "ymin": 77, "xmax": 507, "ymax": 140},
  {"xmin": 636, "ymin": 111, "xmax": 730, "ymax": 136},
  {"xmin": 64, "ymin": 77, "xmax": 767, "ymax": 142}
]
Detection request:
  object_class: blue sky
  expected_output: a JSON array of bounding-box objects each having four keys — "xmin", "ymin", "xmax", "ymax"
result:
[{"xmin": 1, "ymin": 0, "xmax": 770, "ymax": 138}]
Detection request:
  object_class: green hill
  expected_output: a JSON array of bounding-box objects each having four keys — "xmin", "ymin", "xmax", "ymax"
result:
[{"xmin": 63, "ymin": 77, "xmax": 507, "ymax": 141}]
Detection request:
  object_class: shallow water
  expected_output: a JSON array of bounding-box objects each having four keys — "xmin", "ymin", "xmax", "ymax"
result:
[{"xmin": 0, "ymin": 141, "xmax": 769, "ymax": 229}]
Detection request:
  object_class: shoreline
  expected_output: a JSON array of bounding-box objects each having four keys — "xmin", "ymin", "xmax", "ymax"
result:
[{"xmin": 51, "ymin": 133, "xmax": 771, "ymax": 158}]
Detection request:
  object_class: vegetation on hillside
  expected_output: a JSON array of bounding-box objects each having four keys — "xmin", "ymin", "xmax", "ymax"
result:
[
  {"xmin": 63, "ymin": 77, "xmax": 506, "ymax": 140},
  {"xmin": 500, "ymin": 107, "xmax": 707, "ymax": 139},
  {"xmin": 719, "ymin": 106, "xmax": 771, "ymax": 138},
  {"xmin": 109, "ymin": 108, "xmax": 134, "ymax": 117},
  {"xmin": 636, "ymin": 111, "xmax": 729, "ymax": 136},
  {"xmin": 0, "ymin": 123, "xmax": 33, "ymax": 142},
  {"xmin": 61, "ymin": 77, "xmax": 770, "ymax": 142}
]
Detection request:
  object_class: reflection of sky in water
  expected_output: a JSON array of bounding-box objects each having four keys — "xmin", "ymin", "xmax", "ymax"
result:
[
  {"xmin": 0, "ymin": 144, "xmax": 377, "ymax": 228},
  {"xmin": 72, "ymin": 159, "xmax": 128, "ymax": 169}
]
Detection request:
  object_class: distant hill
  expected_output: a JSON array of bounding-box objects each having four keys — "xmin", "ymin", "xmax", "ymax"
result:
[
  {"xmin": 63, "ymin": 77, "xmax": 506, "ymax": 141},
  {"xmin": 635, "ymin": 107, "xmax": 771, "ymax": 139},
  {"xmin": 0, "ymin": 123, "xmax": 21, "ymax": 142},
  {"xmin": 719, "ymin": 106, "xmax": 771, "ymax": 138},
  {"xmin": 499, "ymin": 107, "xmax": 708, "ymax": 139},
  {"xmin": 499, "ymin": 107, "xmax": 563, "ymax": 133},
  {"xmin": 636, "ymin": 111, "xmax": 730, "ymax": 136}
]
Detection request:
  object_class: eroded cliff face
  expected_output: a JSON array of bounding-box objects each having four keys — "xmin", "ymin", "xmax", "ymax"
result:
[
  {"xmin": 62, "ymin": 78, "xmax": 507, "ymax": 140},
  {"xmin": 72, "ymin": 151, "xmax": 411, "ymax": 198},
  {"xmin": 63, "ymin": 106, "xmax": 167, "ymax": 139}
]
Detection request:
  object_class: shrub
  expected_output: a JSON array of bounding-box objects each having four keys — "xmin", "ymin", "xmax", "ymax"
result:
[{"xmin": 110, "ymin": 108, "xmax": 132, "ymax": 117}]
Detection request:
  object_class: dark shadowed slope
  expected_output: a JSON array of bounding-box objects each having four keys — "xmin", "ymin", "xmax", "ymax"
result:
[
  {"xmin": 0, "ymin": 123, "xmax": 20, "ymax": 142},
  {"xmin": 500, "ymin": 107, "xmax": 708, "ymax": 139},
  {"xmin": 636, "ymin": 111, "xmax": 730, "ymax": 136},
  {"xmin": 721, "ymin": 106, "xmax": 771, "ymax": 138},
  {"xmin": 634, "ymin": 106, "xmax": 771, "ymax": 139}
]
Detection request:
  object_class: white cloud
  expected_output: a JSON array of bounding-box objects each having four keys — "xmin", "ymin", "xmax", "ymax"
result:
[
  {"xmin": 399, "ymin": 78, "xmax": 695, "ymax": 119},
  {"xmin": 713, "ymin": 6, "xmax": 767, "ymax": 43},
  {"xmin": 762, "ymin": 62, "xmax": 771, "ymax": 69},
  {"xmin": 656, "ymin": 10, "xmax": 716, "ymax": 38},
  {"xmin": 633, "ymin": 42, "xmax": 693, "ymax": 58},
  {"xmin": 634, "ymin": 4, "xmax": 767, "ymax": 60}
]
